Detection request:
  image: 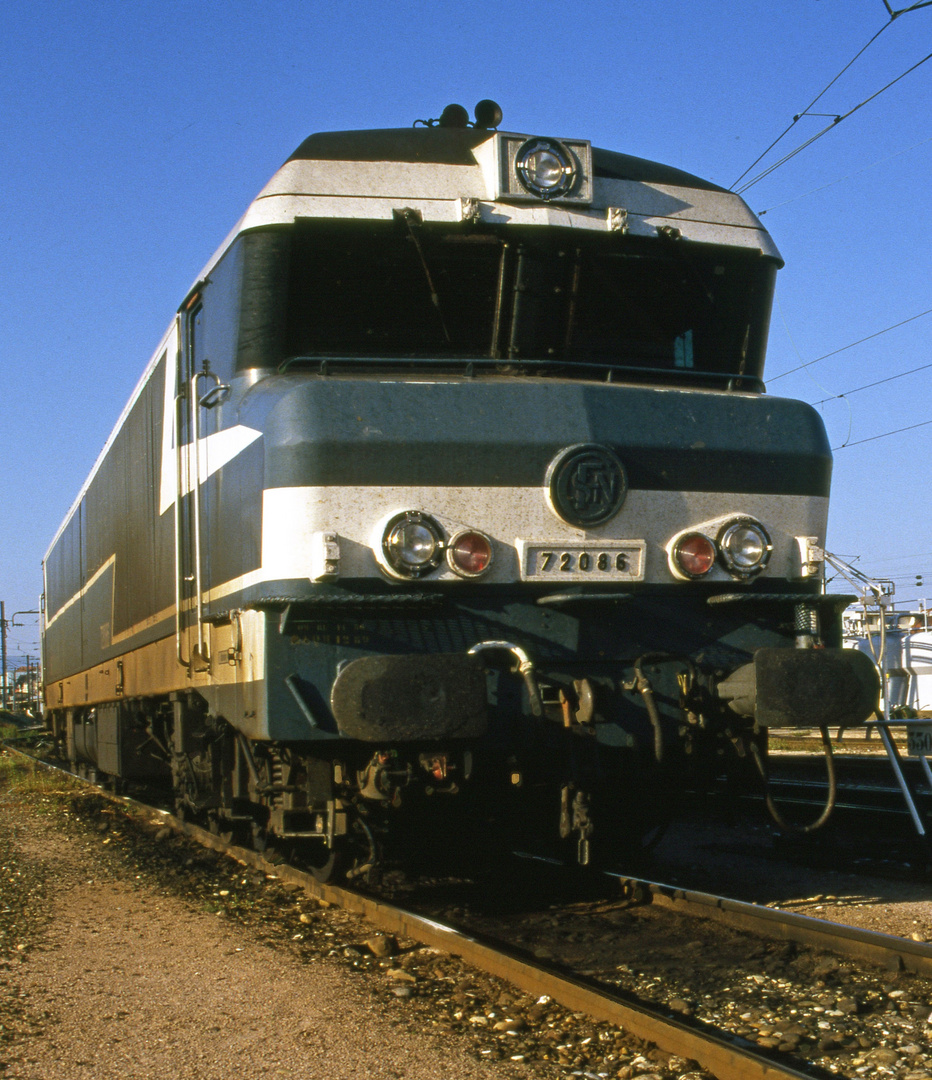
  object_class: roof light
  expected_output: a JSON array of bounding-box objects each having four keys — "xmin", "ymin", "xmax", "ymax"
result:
[{"xmin": 515, "ymin": 138, "xmax": 577, "ymax": 199}]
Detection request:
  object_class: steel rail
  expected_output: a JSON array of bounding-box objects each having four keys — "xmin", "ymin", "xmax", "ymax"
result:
[
  {"xmin": 4, "ymin": 745, "xmax": 815, "ymax": 1080},
  {"xmin": 731, "ymin": 786, "xmax": 923, "ymax": 818},
  {"xmin": 182, "ymin": 823, "xmax": 815, "ymax": 1080},
  {"xmin": 510, "ymin": 850, "xmax": 932, "ymax": 978},
  {"xmin": 602, "ymin": 870, "xmax": 932, "ymax": 978}
]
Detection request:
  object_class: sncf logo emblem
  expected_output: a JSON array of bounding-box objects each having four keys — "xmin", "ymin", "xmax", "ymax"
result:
[{"xmin": 547, "ymin": 444, "xmax": 627, "ymax": 527}]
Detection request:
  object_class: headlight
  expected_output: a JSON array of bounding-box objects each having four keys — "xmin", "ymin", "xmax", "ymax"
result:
[
  {"xmin": 719, "ymin": 519, "xmax": 772, "ymax": 576},
  {"xmin": 447, "ymin": 530, "xmax": 493, "ymax": 578},
  {"xmin": 672, "ymin": 533, "xmax": 717, "ymax": 578},
  {"xmin": 515, "ymin": 138, "xmax": 577, "ymax": 199},
  {"xmin": 381, "ymin": 511, "xmax": 445, "ymax": 579}
]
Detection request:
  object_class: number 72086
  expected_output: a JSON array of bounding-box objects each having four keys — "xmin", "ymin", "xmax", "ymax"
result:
[{"xmin": 519, "ymin": 541, "xmax": 646, "ymax": 582}]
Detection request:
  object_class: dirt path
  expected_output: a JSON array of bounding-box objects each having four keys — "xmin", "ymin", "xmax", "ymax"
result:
[{"xmin": 0, "ymin": 795, "xmax": 534, "ymax": 1080}]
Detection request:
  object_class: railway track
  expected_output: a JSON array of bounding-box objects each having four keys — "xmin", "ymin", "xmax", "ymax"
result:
[
  {"xmin": 670, "ymin": 750, "xmax": 932, "ymax": 874},
  {"xmin": 767, "ymin": 752, "xmax": 932, "ymax": 816},
  {"xmin": 607, "ymin": 868, "xmax": 932, "ymax": 978},
  {"xmin": 7, "ymin": 742, "xmax": 932, "ymax": 1080}
]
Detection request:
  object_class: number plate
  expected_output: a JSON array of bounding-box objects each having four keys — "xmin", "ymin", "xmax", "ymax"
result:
[
  {"xmin": 518, "ymin": 540, "xmax": 646, "ymax": 582},
  {"xmin": 907, "ymin": 724, "xmax": 932, "ymax": 758}
]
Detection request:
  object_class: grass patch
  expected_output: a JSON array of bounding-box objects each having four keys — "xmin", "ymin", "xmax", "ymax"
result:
[{"xmin": 0, "ymin": 751, "xmax": 77, "ymax": 798}]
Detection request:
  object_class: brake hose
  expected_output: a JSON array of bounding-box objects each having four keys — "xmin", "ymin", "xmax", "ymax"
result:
[
  {"xmin": 750, "ymin": 725, "xmax": 837, "ymax": 833},
  {"xmin": 633, "ymin": 660, "xmax": 665, "ymax": 765}
]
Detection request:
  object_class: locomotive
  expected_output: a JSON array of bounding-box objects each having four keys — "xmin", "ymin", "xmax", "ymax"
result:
[{"xmin": 42, "ymin": 101, "xmax": 878, "ymax": 878}]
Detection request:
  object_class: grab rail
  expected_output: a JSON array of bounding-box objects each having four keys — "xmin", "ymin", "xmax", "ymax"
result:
[
  {"xmin": 187, "ymin": 368, "xmax": 224, "ymax": 667},
  {"xmin": 171, "ymin": 320, "xmax": 188, "ymax": 667}
]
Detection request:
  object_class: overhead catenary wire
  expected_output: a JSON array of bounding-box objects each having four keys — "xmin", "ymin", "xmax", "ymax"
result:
[
  {"xmin": 738, "ymin": 4, "xmax": 932, "ymax": 596},
  {"xmin": 730, "ymin": 18, "xmax": 896, "ymax": 191},
  {"xmin": 865, "ymin": 551, "xmax": 932, "ymax": 563},
  {"xmin": 735, "ymin": 48, "xmax": 932, "ymax": 195},
  {"xmin": 833, "ymin": 416, "xmax": 932, "ymax": 449},
  {"xmin": 810, "ymin": 360, "xmax": 932, "ymax": 406},
  {"xmin": 882, "ymin": 1, "xmax": 932, "ymax": 17},
  {"xmin": 770, "ymin": 306, "xmax": 932, "ymax": 381},
  {"xmin": 731, "ymin": 1, "xmax": 932, "ymax": 196},
  {"xmin": 757, "ymin": 135, "xmax": 932, "ymax": 215}
]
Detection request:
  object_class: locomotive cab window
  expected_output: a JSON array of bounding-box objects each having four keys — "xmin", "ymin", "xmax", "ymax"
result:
[
  {"xmin": 237, "ymin": 221, "xmax": 776, "ymax": 383},
  {"xmin": 287, "ymin": 219, "xmax": 501, "ymax": 359}
]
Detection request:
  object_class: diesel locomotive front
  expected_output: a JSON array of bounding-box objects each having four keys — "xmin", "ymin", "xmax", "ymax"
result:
[{"xmin": 42, "ymin": 103, "xmax": 878, "ymax": 877}]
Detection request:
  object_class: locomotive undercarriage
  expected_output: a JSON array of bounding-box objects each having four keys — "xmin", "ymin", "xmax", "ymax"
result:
[
  {"xmin": 49, "ymin": 654, "xmax": 773, "ymax": 881},
  {"xmin": 47, "ymin": 592, "xmax": 879, "ymax": 880}
]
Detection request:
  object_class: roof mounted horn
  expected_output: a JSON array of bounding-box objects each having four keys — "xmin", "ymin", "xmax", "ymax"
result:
[{"xmin": 415, "ymin": 100, "xmax": 503, "ymax": 130}]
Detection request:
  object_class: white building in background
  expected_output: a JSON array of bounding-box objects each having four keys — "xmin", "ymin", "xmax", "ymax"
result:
[{"xmin": 845, "ymin": 606, "xmax": 932, "ymax": 718}]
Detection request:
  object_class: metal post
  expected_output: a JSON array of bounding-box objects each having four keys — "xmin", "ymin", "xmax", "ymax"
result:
[
  {"xmin": 875, "ymin": 719, "xmax": 932, "ymax": 856},
  {"xmin": 0, "ymin": 602, "xmax": 6, "ymax": 712},
  {"xmin": 919, "ymin": 753, "xmax": 932, "ymax": 793}
]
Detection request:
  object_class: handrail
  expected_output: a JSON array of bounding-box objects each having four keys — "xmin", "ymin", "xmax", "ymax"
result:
[
  {"xmin": 199, "ymin": 381, "xmax": 231, "ymax": 409},
  {"xmin": 171, "ymin": 319, "xmax": 188, "ymax": 667},
  {"xmin": 275, "ymin": 353, "xmax": 767, "ymax": 391},
  {"xmin": 188, "ymin": 368, "xmax": 223, "ymax": 667}
]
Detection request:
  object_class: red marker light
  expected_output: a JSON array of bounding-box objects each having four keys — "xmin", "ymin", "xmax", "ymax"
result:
[
  {"xmin": 448, "ymin": 531, "xmax": 493, "ymax": 577},
  {"xmin": 674, "ymin": 533, "xmax": 716, "ymax": 577}
]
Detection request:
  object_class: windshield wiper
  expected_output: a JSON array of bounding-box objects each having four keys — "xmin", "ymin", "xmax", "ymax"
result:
[{"xmin": 395, "ymin": 208, "xmax": 451, "ymax": 344}]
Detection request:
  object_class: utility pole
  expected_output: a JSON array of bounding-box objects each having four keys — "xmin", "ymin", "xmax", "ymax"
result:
[{"xmin": 4, "ymin": 611, "xmax": 40, "ymax": 715}]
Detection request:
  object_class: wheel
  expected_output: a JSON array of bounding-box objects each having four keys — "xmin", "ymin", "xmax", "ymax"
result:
[
  {"xmin": 293, "ymin": 815, "xmax": 380, "ymax": 884},
  {"xmin": 307, "ymin": 846, "xmax": 345, "ymax": 884}
]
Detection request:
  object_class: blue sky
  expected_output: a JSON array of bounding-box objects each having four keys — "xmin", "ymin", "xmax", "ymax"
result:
[{"xmin": 1, "ymin": 0, "xmax": 931, "ymax": 662}]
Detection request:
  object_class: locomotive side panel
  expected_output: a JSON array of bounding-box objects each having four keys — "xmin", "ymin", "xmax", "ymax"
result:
[
  {"xmin": 42, "ymin": 508, "xmax": 85, "ymax": 685},
  {"xmin": 42, "ymin": 235, "xmax": 272, "ymax": 705},
  {"xmin": 44, "ymin": 351, "xmax": 175, "ymax": 696}
]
